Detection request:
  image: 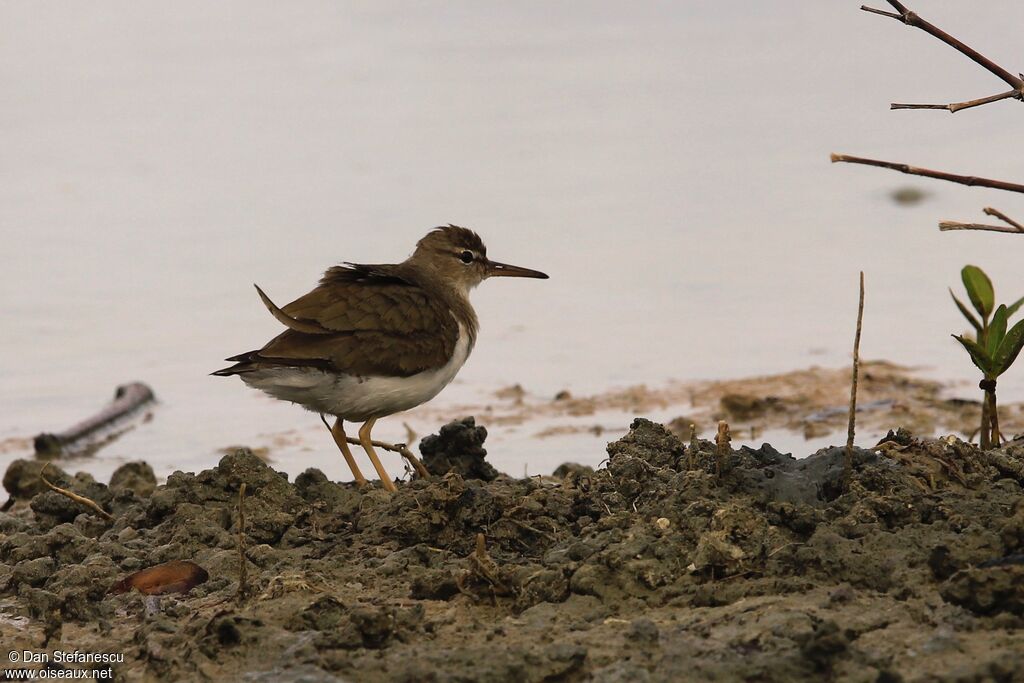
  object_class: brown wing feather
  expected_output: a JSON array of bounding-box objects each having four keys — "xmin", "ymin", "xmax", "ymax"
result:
[
  {"xmin": 252, "ymin": 265, "xmax": 459, "ymax": 377},
  {"xmin": 254, "ymin": 284, "xmax": 330, "ymax": 334}
]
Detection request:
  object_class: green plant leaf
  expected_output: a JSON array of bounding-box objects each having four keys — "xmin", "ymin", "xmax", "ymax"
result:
[
  {"xmin": 994, "ymin": 318, "xmax": 1024, "ymax": 376},
  {"xmin": 988, "ymin": 304, "xmax": 1008, "ymax": 355},
  {"xmin": 1006, "ymin": 295, "xmax": 1024, "ymax": 320},
  {"xmin": 950, "ymin": 289, "xmax": 982, "ymax": 334},
  {"xmin": 953, "ymin": 334, "xmax": 994, "ymax": 376},
  {"xmin": 962, "ymin": 265, "xmax": 995, "ymax": 320}
]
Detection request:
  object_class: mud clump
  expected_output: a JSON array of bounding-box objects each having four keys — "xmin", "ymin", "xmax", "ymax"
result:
[
  {"xmin": 941, "ymin": 560, "xmax": 1024, "ymax": 616},
  {"xmin": 4, "ymin": 458, "xmax": 70, "ymax": 500},
  {"xmin": 109, "ymin": 461, "xmax": 157, "ymax": 497},
  {"xmin": 419, "ymin": 416, "xmax": 498, "ymax": 481},
  {"xmin": 1, "ymin": 418, "xmax": 1023, "ymax": 681},
  {"xmin": 552, "ymin": 462, "xmax": 594, "ymax": 479}
]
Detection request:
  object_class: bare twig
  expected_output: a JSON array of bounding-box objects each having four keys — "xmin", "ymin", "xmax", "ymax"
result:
[
  {"xmin": 845, "ymin": 272, "xmax": 866, "ymax": 490},
  {"xmin": 500, "ymin": 517, "xmax": 556, "ymax": 542},
  {"xmin": 467, "ymin": 533, "xmax": 503, "ymax": 589},
  {"xmin": 686, "ymin": 423, "xmax": 698, "ymax": 470},
  {"xmin": 831, "ymin": 154, "xmax": 1024, "ymax": 194},
  {"xmin": 860, "ymin": 5, "xmax": 901, "ymax": 20},
  {"xmin": 835, "ymin": 8, "xmax": 1024, "ymax": 230},
  {"xmin": 861, "ymin": 2, "xmax": 1024, "ymax": 94},
  {"xmin": 939, "ymin": 221, "xmax": 1024, "ymax": 234},
  {"xmin": 39, "ymin": 462, "xmax": 113, "ymax": 521},
  {"xmin": 767, "ymin": 542, "xmax": 805, "ymax": 559},
  {"xmin": 344, "ymin": 435, "xmax": 431, "ymax": 480},
  {"xmin": 891, "ymin": 89, "xmax": 1019, "ymax": 113},
  {"xmin": 236, "ymin": 483, "xmax": 248, "ymax": 602},
  {"xmin": 715, "ymin": 421, "xmax": 731, "ymax": 477},
  {"xmin": 982, "ymin": 449, "xmax": 1024, "ymax": 484},
  {"xmin": 940, "ymin": 207, "xmax": 1024, "ymax": 234},
  {"xmin": 984, "ymin": 207, "xmax": 1024, "ymax": 231}
]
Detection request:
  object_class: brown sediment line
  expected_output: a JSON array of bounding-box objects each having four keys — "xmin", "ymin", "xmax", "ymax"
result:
[{"xmin": 414, "ymin": 361, "xmax": 1024, "ymax": 441}]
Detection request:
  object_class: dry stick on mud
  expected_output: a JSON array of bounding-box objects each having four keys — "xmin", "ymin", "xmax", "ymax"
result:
[
  {"xmin": 860, "ymin": 1, "xmax": 1024, "ymax": 113},
  {"xmin": 317, "ymin": 414, "xmax": 431, "ymax": 480},
  {"xmin": 236, "ymin": 483, "xmax": 248, "ymax": 602},
  {"xmin": 687, "ymin": 424, "xmax": 698, "ymax": 470},
  {"xmin": 38, "ymin": 461, "xmax": 113, "ymax": 521},
  {"xmin": 345, "ymin": 436, "xmax": 431, "ymax": 480},
  {"xmin": 715, "ymin": 421, "xmax": 731, "ymax": 477},
  {"xmin": 845, "ymin": 272, "xmax": 866, "ymax": 489}
]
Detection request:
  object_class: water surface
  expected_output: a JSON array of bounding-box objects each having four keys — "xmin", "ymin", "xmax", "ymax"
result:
[{"xmin": 3, "ymin": 1, "xmax": 1024, "ymax": 481}]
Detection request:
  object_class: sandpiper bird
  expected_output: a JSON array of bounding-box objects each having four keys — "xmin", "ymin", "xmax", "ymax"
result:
[{"xmin": 213, "ymin": 225, "xmax": 548, "ymax": 492}]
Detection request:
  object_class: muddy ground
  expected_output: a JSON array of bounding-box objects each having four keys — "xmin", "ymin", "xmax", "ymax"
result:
[{"xmin": 1, "ymin": 418, "xmax": 1024, "ymax": 682}]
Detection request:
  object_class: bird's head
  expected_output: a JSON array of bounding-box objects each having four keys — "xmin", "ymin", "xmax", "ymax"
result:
[{"xmin": 410, "ymin": 225, "xmax": 548, "ymax": 294}]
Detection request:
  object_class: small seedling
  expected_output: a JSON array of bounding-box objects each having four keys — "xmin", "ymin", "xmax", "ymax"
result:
[{"xmin": 950, "ymin": 265, "xmax": 1024, "ymax": 448}]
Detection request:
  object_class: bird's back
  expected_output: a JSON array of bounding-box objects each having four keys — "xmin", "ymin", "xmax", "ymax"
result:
[{"xmin": 214, "ymin": 262, "xmax": 473, "ymax": 378}]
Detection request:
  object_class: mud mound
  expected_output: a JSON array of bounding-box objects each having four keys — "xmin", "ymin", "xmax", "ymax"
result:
[
  {"xmin": 419, "ymin": 416, "xmax": 498, "ymax": 481},
  {"xmin": 1, "ymin": 419, "xmax": 1023, "ymax": 681}
]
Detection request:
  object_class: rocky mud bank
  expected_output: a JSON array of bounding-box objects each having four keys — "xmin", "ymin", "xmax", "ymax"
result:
[{"xmin": 2, "ymin": 418, "xmax": 1024, "ymax": 682}]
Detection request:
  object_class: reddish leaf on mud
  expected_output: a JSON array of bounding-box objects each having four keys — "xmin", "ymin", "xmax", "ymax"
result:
[{"xmin": 108, "ymin": 560, "xmax": 209, "ymax": 596}]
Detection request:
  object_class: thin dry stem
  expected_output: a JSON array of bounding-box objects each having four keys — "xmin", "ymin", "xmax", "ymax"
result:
[
  {"xmin": 989, "ymin": 389, "xmax": 1002, "ymax": 447},
  {"xmin": 344, "ymin": 436, "xmax": 431, "ymax": 480},
  {"xmin": 831, "ymin": 154, "xmax": 1024, "ymax": 194},
  {"xmin": 980, "ymin": 384, "xmax": 993, "ymax": 450},
  {"xmin": 468, "ymin": 533, "xmax": 502, "ymax": 588},
  {"xmin": 861, "ymin": 2, "xmax": 1024, "ymax": 94},
  {"xmin": 687, "ymin": 424, "xmax": 698, "ymax": 470},
  {"xmin": 983, "ymin": 207, "xmax": 1024, "ymax": 231},
  {"xmin": 39, "ymin": 461, "xmax": 113, "ymax": 521},
  {"xmin": 860, "ymin": 5, "xmax": 901, "ymax": 20},
  {"xmin": 939, "ymin": 205, "xmax": 1024, "ymax": 233},
  {"xmin": 845, "ymin": 272, "xmax": 866, "ymax": 489},
  {"xmin": 891, "ymin": 89, "xmax": 1019, "ymax": 113},
  {"xmin": 715, "ymin": 421, "xmax": 731, "ymax": 477},
  {"xmin": 236, "ymin": 483, "xmax": 248, "ymax": 602},
  {"xmin": 939, "ymin": 221, "xmax": 1024, "ymax": 234}
]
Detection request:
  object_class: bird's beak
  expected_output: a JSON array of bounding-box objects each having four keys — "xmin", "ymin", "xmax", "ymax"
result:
[{"xmin": 485, "ymin": 260, "xmax": 549, "ymax": 279}]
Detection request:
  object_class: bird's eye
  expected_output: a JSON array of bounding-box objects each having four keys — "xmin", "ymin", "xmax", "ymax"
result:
[{"xmin": 459, "ymin": 250, "xmax": 474, "ymax": 264}]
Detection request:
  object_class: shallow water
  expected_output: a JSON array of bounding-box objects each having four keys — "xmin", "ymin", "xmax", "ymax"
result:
[{"xmin": 3, "ymin": 1, "xmax": 1024, "ymax": 482}]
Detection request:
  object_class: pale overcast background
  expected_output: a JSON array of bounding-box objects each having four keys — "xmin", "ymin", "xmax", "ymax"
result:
[{"xmin": 3, "ymin": 2, "xmax": 1024, "ymax": 479}]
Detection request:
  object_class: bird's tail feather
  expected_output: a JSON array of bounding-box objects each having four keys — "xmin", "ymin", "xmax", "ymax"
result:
[{"xmin": 211, "ymin": 351, "xmax": 259, "ymax": 376}]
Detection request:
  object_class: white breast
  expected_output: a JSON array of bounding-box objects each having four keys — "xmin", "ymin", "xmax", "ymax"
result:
[{"xmin": 241, "ymin": 324, "xmax": 473, "ymax": 423}]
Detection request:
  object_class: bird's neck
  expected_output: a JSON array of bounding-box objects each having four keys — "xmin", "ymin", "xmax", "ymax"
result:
[
  {"xmin": 447, "ymin": 292, "xmax": 479, "ymax": 350},
  {"xmin": 400, "ymin": 263, "xmax": 479, "ymax": 348}
]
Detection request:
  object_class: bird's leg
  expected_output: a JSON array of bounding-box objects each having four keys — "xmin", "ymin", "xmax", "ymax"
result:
[
  {"xmin": 358, "ymin": 434, "xmax": 431, "ymax": 480},
  {"xmin": 321, "ymin": 415, "xmax": 368, "ymax": 487},
  {"xmin": 358, "ymin": 418, "xmax": 398, "ymax": 493}
]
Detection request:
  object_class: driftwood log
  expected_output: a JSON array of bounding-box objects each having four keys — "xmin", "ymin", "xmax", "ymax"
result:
[{"xmin": 34, "ymin": 382, "xmax": 155, "ymax": 456}]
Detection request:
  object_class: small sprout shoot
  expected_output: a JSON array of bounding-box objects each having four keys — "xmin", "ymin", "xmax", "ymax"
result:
[{"xmin": 951, "ymin": 265, "xmax": 1024, "ymax": 448}]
